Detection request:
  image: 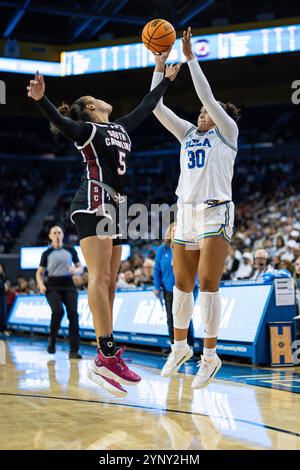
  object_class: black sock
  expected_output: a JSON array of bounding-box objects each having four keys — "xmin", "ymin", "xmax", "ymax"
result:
[{"xmin": 98, "ymin": 334, "xmax": 116, "ymax": 357}]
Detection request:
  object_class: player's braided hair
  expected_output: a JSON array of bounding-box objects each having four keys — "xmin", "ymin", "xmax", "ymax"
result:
[
  {"xmin": 50, "ymin": 97, "xmax": 91, "ymax": 136},
  {"xmin": 219, "ymin": 101, "xmax": 241, "ymax": 122}
]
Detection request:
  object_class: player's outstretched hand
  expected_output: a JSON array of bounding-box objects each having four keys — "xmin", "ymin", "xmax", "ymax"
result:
[
  {"xmin": 154, "ymin": 46, "xmax": 172, "ymax": 72},
  {"xmin": 155, "ymin": 46, "xmax": 172, "ymax": 64},
  {"xmin": 27, "ymin": 71, "xmax": 45, "ymax": 100},
  {"xmin": 165, "ymin": 63, "xmax": 182, "ymax": 81},
  {"xmin": 182, "ymin": 26, "xmax": 194, "ymax": 61}
]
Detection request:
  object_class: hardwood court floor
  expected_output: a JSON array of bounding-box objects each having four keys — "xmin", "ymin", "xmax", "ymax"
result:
[{"xmin": 0, "ymin": 336, "xmax": 300, "ymax": 450}]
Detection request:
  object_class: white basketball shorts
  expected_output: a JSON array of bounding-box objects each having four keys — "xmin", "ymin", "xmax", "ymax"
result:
[{"xmin": 174, "ymin": 201, "xmax": 235, "ymax": 247}]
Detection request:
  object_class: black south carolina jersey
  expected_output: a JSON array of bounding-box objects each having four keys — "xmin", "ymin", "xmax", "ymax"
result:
[
  {"xmin": 71, "ymin": 121, "xmax": 131, "ymax": 216},
  {"xmin": 75, "ymin": 121, "xmax": 131, "ymax": 193}
]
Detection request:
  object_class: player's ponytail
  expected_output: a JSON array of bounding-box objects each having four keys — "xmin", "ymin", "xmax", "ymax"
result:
[
  {"xmin": 219, "ymin": 102, "xmax": 241, "ymax": 123},
  {"xmin": 58, "ymin": 103, "xmax": 72, "ymax": 118},
  {"xmin": 50, "ymin": 97, "xmax": 90, "ymax": 136}
]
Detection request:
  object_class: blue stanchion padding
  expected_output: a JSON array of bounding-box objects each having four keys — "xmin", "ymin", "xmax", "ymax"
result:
[{"xmin": 8, "ymin": 281, "xmax": 297, "ymax": 364}]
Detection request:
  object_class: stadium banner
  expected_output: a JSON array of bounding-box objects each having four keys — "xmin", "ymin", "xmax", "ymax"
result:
[
  {"xmin": 8, "ymin": 282, "xmax": 296, "ymax": 364},
  {"xmin": 0, "ymin": 56, "xmax": 61, "ymax": 76},
  {"xmin": 61, "ymin": 24, "xmax": 300, "ymax": 75},
  {"xmin": 20, "ymin": 245, "xmax": 131, "ymax": 269},
  {"xmin": 1, "ymin": 24, "xmax": 300, "ymax": 76}
]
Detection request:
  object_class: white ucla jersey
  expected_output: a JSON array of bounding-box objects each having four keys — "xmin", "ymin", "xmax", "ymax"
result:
[{"xmin": 176, "ymin": 125, "xmax": 238, "ymax": 206}]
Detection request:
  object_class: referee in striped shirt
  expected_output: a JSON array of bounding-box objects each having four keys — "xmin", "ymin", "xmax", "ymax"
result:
[{"xmin": 36, "ymin": 225, "xmax": 83, "ymax": 358}]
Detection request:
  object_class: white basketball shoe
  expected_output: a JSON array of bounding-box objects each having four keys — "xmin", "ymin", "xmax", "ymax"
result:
[
  {"xmin": 192, "ymin": 354, "xmax": 222, "ymax": 389},
  {"xmin": 161, "ymin": 343, "xmax": 193, "ymax": 377}
]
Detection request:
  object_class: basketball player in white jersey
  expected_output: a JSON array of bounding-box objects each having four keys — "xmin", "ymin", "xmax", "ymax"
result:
[{"xmin": 151, "ymin": 27, "xmax": 240, "ymax": 388}]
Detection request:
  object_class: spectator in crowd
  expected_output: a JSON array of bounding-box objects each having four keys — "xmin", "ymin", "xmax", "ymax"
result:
[
  {"xmin": 28, "ymin": 278, "xmax": 38, "ymax": 294},
  {"xmin": 0, "ymin": 166, "xmax": 47, "ymax": 253},
  {"xmin": 153, "ymin": 223, "xmax": 196, "ymax": 353},
  {"xmin": 119, "ymin": 260, "xmax": 132, "ymax": 272},
  {"xmin": 251, "ymin": 249, "xmax": 274, "ymax": 280},
  {"xmin": 275, "ymin": 236, "xmax": 285, "ymax": 257},
  {"xmin": 133, "ymin": 268, "xmax": 143, "ymax": 287},
  {"xmin": 131, "ymin": 255, "xmax": 144, "ymax": 270},
  {"xmin": 221, "ymin": 267, "xmax": 231, "ymax": 280},
  {"xmin": 5, "ymin": 281, "xmax": 16, "ymax": 313},
  {"xmin": 271, "ymin": 256, "xmax": 281, "ymax": 269},
  {"xmin": 279, "ymin": 259, "xmax": 294, "ymax": 274},
  {"xmin": 116, "ymin": 270, "xmax": 137, "ymax": 289},
  {"xmin": 225, "ymin": 245, "xmax": 241, "ymax": 277},
  {"xmin": 0, "ymin": 264, "xmax": 8, "ymax": 335},
  {"xmin": 233, "ymin": 252, "xmax": 253, "ymax": 280},
  {"xmin": 263, "ymin": 237, "xmax": 276, "ymax": 258},
  {"xmin": 290, "ymin": 230, "xmax": 300, "ymax": 242},
  {"xmin": 15, "ymin": 276, "xmax": 30, "ymax": 294},
  {"xmin": 280, "ymin": 240, "xmax": 298, "ymax": 263},
  {"xmin": 140, "ymin": 258, "xmax": 155, "ymax": 286}
]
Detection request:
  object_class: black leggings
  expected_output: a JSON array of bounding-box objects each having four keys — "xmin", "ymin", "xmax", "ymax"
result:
[
  {"xmin": 163, "ymin": 288, "xmax": 194, "ymax": 347},
  {"xmin": 46, "ymin": 289, "xmax": 80, "ymax": 353}
]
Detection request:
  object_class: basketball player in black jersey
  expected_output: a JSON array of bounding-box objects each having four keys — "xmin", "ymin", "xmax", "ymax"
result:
[{"xmin": 27, "ymin": 64, "xmax": 181, "ymax": 397}]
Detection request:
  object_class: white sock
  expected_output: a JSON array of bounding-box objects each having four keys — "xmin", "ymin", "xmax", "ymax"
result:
[
  {"xmin": 174, "ymin": 339, "xmax": 187, "ymax": 349},
  {"xmin": 203, "ymin": 347, "xmax": 216, "ymax": 359}
]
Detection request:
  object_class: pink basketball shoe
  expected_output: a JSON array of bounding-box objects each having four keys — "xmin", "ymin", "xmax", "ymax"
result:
[{"xmin": 91, "ymin": 346, "xmax": 141, "ymax": 385}]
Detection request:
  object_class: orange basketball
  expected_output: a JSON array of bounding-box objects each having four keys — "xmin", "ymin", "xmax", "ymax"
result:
[{"xmin": 142, "ymin": 19, "xmax": 176, "ymax": 54}]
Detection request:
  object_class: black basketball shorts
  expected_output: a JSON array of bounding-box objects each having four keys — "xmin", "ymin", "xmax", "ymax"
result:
[{"xmin": 70, "ymin": 182, "xmax": 123, "ymax": 244}]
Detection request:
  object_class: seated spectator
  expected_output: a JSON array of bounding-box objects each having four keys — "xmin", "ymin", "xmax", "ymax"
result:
[
  {"xmin": 133, "ymin": 268, "xmax": 143, "ymax": 287},
  {"xmin": 279, "ymin": 259, "xmax": 294, "ymax": 274},
  {"xmin": 290, "ymin": 230, "xmax": 300, "ymax": 242},
  {"xmin": 5, "ymin": 281, "xmax": 16, "ymax": 312},
  {"xmin": 28, "ymin": 278, "xmax": 38, "ymax": 294},
  {"xmin": 280, "ymin": 240, "xmax": 298, "ymax": 263},
  {"xmin": 0, "ymin": 264, "xmax": 7, "ymax": 334},
  {"xmin": 263, "ymin": 238, "xmax": 276, "ymax": 258},
  {"xmin": 271, "ymin": 256, "xmax": 281, "ymax": 269},
  {"xmin": 251, "ymin": 249, "xmax": 274, "ymax": 280},
  {"xmin": 116, "ymin": 270, "xmax": 136, "ymax": 289},
  {"xmin": 294, "ymin": 257, "xmax": 300, "ymax": 330},
  {"xmin": 275, "ymin": 236, "xmax": 285, "ymax": 257},
  {"xmin": 119, "ymin": 260, "xmax": 132, "ymax": 272},
  {"xmin": 140, "ymin": 259, "xmax": 155, "ymax": 286},
  {"xmin": 14, "ymin": 276, "xmax": 30, "ymax": 294},
  {"xmin": 234, "ymin": 252, "xmax": 253, "ymax": 280},
  {"xmin": 221, "ymin": 267, "xmax": 231, "ymax": 280},
  {"xmin": 225, "ymin": 245, "xmax": 241, "ymax": 277},
  {"xmin": 131, "ymin": 255, "xmax": 144, "ymax": 270}
]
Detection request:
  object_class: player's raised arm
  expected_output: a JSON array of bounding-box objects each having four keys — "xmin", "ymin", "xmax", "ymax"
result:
[
  {"xmin": 182, "ymin": 27, "xmax": 238, "ymax": 141},
  {"xmin": 150, "ymin": 50, "xmax": 195, "ymax": 142},
  {"xmin": 115, "ymin": 64, "xmax": 181, "ymax": 133},
  {"xmin": 27, "ymin": 71, "xmax": 90, "ymax": 144}
]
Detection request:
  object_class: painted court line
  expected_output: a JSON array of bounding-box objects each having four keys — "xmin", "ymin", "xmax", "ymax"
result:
[{"xmin": 0, "ymin": 391, "xmax": 299, "ymax": 440}]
